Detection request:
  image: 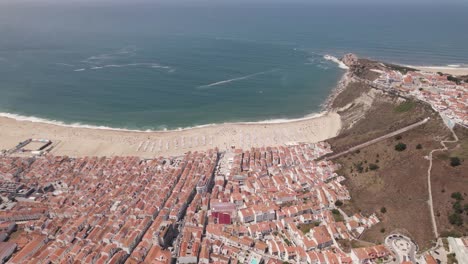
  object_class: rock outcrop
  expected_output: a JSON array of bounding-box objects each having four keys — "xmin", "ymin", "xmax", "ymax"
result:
[{"xmin": 341, "ymin": 53, "xmax": 359, "ymax": 67}]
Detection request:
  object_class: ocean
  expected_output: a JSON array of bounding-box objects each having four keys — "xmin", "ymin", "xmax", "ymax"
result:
[{"xmin": 0, "ymin": 2, "xmax": 467, "ymax": 130}]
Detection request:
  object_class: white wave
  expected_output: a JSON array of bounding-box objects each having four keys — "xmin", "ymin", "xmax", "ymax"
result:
[
  {"xmin": 88, "ymin": 63, "xmax": 173, "ymax": 71},
  {"xmin": 246, "ymin": 112, "xmax": 327, "ymax": 124},
  {"xmin": 198, "ymin": 69, "xmax": 277, "ymax": 89},
  {"xmin": 0, "ymin": 112, "xmax": 159, "ymax": 132},
  {"xmin": 82, "ymin": 54, "xmax": 115, "ymax": 64},
  {"xmin": 447, "ymin": 64, "xmax": 461, "ymax": 67},
  {"xmin": 74, "ymin": 68, "xmax": 85, "ymax": 72},
  {"xmin": 116, "ymin": 46, "xmax": 137, "ymax": 54},
  {"xmin": 323, "ymin": 54, "xmax": 349, "ymax": 70},
  {"xmin": 82, "ymin": 47, "xmax": 137, "ymax": 64},
  {"xmin": 0, "ymin": 110, "xmax": 330, "ymax": 133},
  {"xmin": 55, "ymin": 63, "xmax": 74, "ymax": 67},
  {"xmin": 0, "ymin": 111, "xmax": 229, "ymax": 133}
]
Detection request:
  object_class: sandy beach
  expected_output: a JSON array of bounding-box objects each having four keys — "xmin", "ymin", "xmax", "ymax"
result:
[
  {"xmin": 412, "ymin": 66, "xmax": 468, "ymax": 76},
  {"xmin": 0, "ymin": 112, "xmax": 341, "ymax": 157}
]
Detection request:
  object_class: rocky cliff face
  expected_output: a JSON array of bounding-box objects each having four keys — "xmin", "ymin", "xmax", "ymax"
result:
[{"xmin": 341, "ymin": 53, "xmax": 359, "ymax": 67}]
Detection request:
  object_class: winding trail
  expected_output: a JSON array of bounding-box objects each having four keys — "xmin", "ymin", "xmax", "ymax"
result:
[{"xmin": 426, "ymin": 127, "xmax": 459, "ymax": 239}]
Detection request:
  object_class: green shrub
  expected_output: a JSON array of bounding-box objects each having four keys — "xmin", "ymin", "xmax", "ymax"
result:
[
  {"xmin": 450, "ymin": 157, "xmax": 461, "ymax": 167},
  {"xmin": 448, "ymin": 213, "xmax": 463, "ymax": 226},
  {"xmin": 335, "ymin": 200, "xmax": 343, "ymax": 207},
  {"xmin": 395, "ymin": 143, "xmax": 407, "ymax": 152},
  {"xmin": 416, "ymin": 144, "xmax": 422, "ymax": 149},
  {"xmin": 354, "ymin": 162, "xmax": 364, "ymax": 173},
  {"xmin": 451, "ymin": 192, "xmax": 463, "ymax": 201},
  {"xmin": 369, "ymin": 164, "xmax": 379, "ymax": 171},
  {"xmin": 380, "ymin": 207, "xmax": 387, "ymax": 214},
  {"xmin": 394, "ymin": 101, "xmax": 415, "ymax": 113},
  {"xmin": 453, "ymin": 201, "xmax": 463, "ymax": 214}
]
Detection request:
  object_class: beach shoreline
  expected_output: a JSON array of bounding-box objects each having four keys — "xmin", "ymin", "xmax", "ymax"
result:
[
  {"xmin": 321, "ymin": 69, "xmax": 352, "ymax": 112},
  {"xmin": 0, "ymin": 110, "xmax": 342, "ymax": 157},
  {"xmin": 0, "ymin": 110, "xmax": 331, "ymax": 134},
  {"xmin": 0, "ymin": 55, "xmax": 354, "ymax": 157},
  {"xmin": 409, "ymin": 65, "xmax": 468, "ymax": 76}
]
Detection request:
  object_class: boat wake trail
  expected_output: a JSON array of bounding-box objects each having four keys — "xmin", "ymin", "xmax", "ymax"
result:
[{"xmin": 197, "ymin": 69, "xmax": 278, "ymax": 89}]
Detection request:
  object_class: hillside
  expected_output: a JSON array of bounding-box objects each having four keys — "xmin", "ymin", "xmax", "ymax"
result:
[{"xmin": 327, "ymin": 55, "xmax": 466, "ymax": 249}]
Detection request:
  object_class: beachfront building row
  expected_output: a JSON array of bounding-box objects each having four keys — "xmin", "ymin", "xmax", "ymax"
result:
[
  {"xmin": 0, "ymin": 143, "xmax": 396, "ymax": 264},
  {"xmin": 374, "ymin": 69, "xmax": 468, "ymax": 126}
]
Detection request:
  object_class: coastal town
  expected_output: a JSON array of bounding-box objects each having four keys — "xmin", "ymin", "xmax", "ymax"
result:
[
  {"xmin": 0, "ymin": 54, "xmax": 466, "ymax": 263},
  {"xmin": 1, "ymin": 0, "xmax": 468, "ymax": 260},
  {"xmin": 0, "ymin": 140, "xmax": 451, "ymax": 264},
  {"xmin": 373, "ymin": 69, "xmax": 468, "ymax": 127}
]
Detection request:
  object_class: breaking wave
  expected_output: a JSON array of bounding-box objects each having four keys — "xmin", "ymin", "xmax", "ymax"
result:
[
  {"xmin": 323, "ymin": 54, "xmax": 349, "ymax": 70},
  {"xmin": 0, "ymin": 110, "xmax": 329, "ymax": 133},
  {"xmin": 0, "ymin": 112, "xmax": 159, "ymax": 132}
]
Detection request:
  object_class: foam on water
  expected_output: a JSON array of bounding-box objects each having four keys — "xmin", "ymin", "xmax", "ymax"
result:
[
  {"xmin": 0, "ymin": 110, "xmax": 328, "ymax": 133},
  {"xmin": 323, "ymin": 55, "xmax": 349, "ymax": 70},
  {"xmin": 0, "ymin": 112, "xmax": 153, "ymax": 132},
  {"xmin": 86, "ymin": 63, "xmax": 173, "ymax": 71},
  {"xmin": 56, "ymin": 63, "xmax": 75, "ymax": 67},
  {"xmin": 74, "ymin": 68, "xmax": 85, "ymax": 72},
  {"xmin": 197, "ymin": 69, "xmax": 278, "ymax": 89}
]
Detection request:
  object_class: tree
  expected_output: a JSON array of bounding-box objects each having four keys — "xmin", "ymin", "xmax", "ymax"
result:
[
  {"xmin": 453, "ymin": 201, "xmax": 463, "ymax": 214},
  {"xmin": 335, "ymin": 200, "xmax": 343, "ymax": 207},
  {"xmin": 450, "ymin": 157, "xmax": 461, "ymax": 167},
  {"xmin": 395, "ymin": 135, "xmax": 402, "ymax": 140},
  {"xmin": 395, "ymin": 143, "xmax": 407, "ymax": 152},
  {"xmin": 380, "ymin": 207, "xmax": 387, "ymax": 214},
  {"xmin": 416, "ymin": 144, "xmax": 422, "ymax": 149},
  {"xmin": 369, "ymin": 164, "xmax": 379, "ymax": 171},
  {"xmin": 447, "ymin": 75, "xmax": 461, "ymax": 85},
  {"xmin": 354, "ymin": 162, "xmax": 364, "ymax": 173},
  {"xmin": 451, "ymin": 192, "xmax": 463, "ymax": 201},
  {"xmin": 448, "ymin": 213, "xmax": 463, "ymax": 226},
  {"xmin": 380, "ymin": 228, "xmax": 386, "ymax": 233}
]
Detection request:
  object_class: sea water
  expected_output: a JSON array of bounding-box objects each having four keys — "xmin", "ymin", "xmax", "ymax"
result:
[{"xmin": 0, "ymin": 2, "xmax": 467, "ymax": 130}]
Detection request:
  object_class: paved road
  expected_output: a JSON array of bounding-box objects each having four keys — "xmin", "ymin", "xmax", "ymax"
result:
[
  {"xmin": 385, "ymin": 234, "xmax": 418, "ymax": 264},
  {"xmin": 426, "ymin": 127, "xmax": 459, "ymax": 238},
  {"xmin": 326, "ymin": 117, "xmax": 430, "ymax": 160}
]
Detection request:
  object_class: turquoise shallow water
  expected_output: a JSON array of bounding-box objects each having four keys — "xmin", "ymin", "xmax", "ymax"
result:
[{"xmin": 0, "ymin": 3, "xmax": 467, "ymax": 130}]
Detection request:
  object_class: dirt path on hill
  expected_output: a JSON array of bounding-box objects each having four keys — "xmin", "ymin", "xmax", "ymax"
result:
[
  {"xmin": 427, "ymin": 127, "xmax": 459, "ymax": 238},
  {"xmin": 326, "ymin": 117, "xmax": 430, "ymax": 160}
]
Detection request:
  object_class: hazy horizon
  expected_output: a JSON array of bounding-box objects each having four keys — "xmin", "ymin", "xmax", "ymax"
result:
[{"xmin": 2, "ymin": 0, "xmax": 467, "ymax": 6}]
